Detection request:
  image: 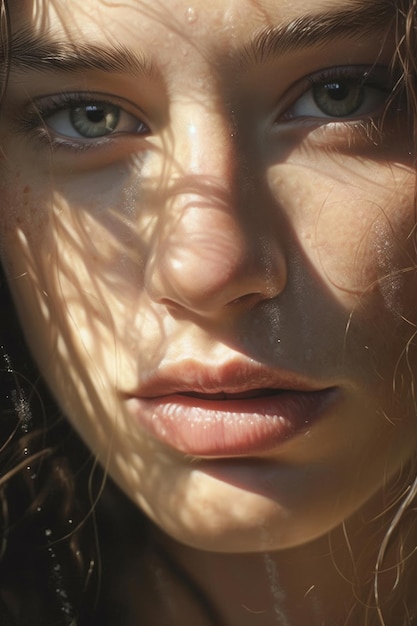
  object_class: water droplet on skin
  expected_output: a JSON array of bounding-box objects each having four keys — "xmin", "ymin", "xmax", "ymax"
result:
[{"xmin": 186, "ymin": 7, "xmax": 198, "ymax": 23}]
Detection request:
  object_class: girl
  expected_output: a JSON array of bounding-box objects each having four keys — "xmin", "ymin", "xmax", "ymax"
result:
[{"xmin": 1, "ymin": 0, "xmax": 417, "ymax": 624}]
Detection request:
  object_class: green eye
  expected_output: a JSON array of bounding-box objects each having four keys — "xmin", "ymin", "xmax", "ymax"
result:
[
  {"xmin": 70, "ymin": 103, "xmax": 121, "ymax": 138},
  {"xmin": 43, "ymin": 97, "xmax": 149, "ymax": 140},
  {"xmin": 312, "ymin": 80, "xmax": 364, "ymax": 118},
  {"xmin": 283, "ymin": 66, "xmax": 391, "ymax": 121}
]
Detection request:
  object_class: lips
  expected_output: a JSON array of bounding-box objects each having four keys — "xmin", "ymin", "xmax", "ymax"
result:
[
  {"xmin": 125, "ymin": 360, "xmax": 339, "ymax": 457},
  {"xmin": 182, "ymin": 388, "xmax": 281, "ymax": 400}
]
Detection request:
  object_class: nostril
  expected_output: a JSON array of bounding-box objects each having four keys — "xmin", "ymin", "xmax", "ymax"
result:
[
  {"xmin": 145, "ymin": 207, "xmax": 287, "ymax": 316},
  {"xmin": 225, "ymin": 292, "xmax": 265, "ymax": 308}
]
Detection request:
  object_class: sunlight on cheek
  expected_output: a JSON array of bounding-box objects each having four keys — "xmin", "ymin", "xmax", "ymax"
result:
[{"xmin": 270, "ymin": 160, "xmax": 416, "ymax": 304}]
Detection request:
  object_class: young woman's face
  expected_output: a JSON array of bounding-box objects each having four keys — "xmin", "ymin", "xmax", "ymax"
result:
[{"xmin": 1, "ymin": 0, "xmax": 417, "ymax": 551}]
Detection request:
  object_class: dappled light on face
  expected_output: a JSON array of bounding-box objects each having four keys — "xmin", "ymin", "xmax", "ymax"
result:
[
  {"xmin": 2, "ymin": 1, "xmax": 417, "ymax": 624},
  {"xmin": 269, "ymin": 159, "xmax": 417, "ymax": 297}
]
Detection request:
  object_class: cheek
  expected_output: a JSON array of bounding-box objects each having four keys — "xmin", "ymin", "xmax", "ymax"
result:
[
  {"xmin": 272, "ymin": 162, "xmax": 417, "ymax": 304},
  {"xmin": 0, "ymin": 177, "xmax": 49, "ymax": 273},
  {"xmin": 0, "ymin": 179, "xmax": 136, "ymax": 407},
  {"xmin": 0, "ymin": 175, "xmax": 180, "ymax": 462}
]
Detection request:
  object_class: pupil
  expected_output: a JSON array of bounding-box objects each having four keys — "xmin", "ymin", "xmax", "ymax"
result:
[
  {"xmin": 85, "ymin": 105, "xmax": 105, "ymax": 123},
  {"xmin": 70, "ymin": 102, "xmax": 120, "ymax": 138},
  {"xmin": 313, "ymin": 78, "xmax": 364, "ymax": 118},
  {"xmin": 325, "ymin": 82, "xmax": 349, "ymax": 101}
]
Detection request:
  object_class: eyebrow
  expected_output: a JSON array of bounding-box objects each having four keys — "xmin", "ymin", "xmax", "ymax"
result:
[
  {"xmin": 238, "ymin": 0, "xmax": 397, "ymax": 68},
  {"xmin": 8, "ymin": 29, "xmax": 156, "ymax": 77},
  {"xmin": 7, "ymin": 0, "xmax": 396, "ymax": 78}
]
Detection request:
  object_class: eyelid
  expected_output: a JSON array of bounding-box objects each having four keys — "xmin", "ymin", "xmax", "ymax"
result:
[
  {"xmin": 276, "ymin": 64, "xmax": 394, "ymax": 122},
  {"xmin": 20, "ymin": 90, "xmax": 151, "ymax": 143}
]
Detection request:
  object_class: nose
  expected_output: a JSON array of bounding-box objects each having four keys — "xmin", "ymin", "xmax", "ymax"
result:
[{"xmin": 145, "ymin": 110, "xmax": 287, "ymax": 318}]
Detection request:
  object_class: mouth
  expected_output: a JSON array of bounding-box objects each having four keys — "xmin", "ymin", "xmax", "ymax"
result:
[
  {"xmin": 125, "ymin": 360, "xmax": 339, "ymax": 457},
  {"xmin": 181, "ymin": 388, "xmax": 283, "ymax": 401}
]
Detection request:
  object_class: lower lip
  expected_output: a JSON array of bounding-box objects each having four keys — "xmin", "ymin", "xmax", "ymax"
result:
[{"xmin": 126, "ymin": 388, "xmax": 339, "ymax": 457}]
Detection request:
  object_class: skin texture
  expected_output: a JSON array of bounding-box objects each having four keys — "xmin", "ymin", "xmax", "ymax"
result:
[{"xmin": 1, "ymin": 0, "xmax": 417, "ymax": 623}]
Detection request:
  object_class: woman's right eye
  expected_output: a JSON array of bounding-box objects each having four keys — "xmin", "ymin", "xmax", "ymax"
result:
[{"xmin": 40, "ymin": 97, "xmax": 150, "ymax": 140}]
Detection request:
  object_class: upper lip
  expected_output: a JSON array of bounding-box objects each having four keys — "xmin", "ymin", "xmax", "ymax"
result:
[{"xmin": 128, "ymin": 358, "xmax": 331, "ymax": 399}]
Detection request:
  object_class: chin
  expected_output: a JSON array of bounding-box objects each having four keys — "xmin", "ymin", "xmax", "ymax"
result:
[{"xmin": 135, "ymin": 465, "xmax": 351, "ymax": 553}]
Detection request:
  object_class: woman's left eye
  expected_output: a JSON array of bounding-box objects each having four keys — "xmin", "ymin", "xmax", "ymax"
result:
[
  {"xmin": 283, "ymin": 67, "xmax": 391, "ymax": 121},
  {"xmin": 44, "ymin": 99, "xmax": 148, "ymax": 139}
]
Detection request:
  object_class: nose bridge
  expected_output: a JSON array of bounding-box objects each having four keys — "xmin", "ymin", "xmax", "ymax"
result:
[
  {"xmin": 145, "ymin": 103, "xmax": 287, "ymax": 317},
  {"xmin": 174, "ymin": 100, "xmax": 236, "ymax": 184}
]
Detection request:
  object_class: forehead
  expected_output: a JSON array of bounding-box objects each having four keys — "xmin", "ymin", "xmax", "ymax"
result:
[
  {"xmin": 11, "ymin": 0, "xmax": 395, "ymax": 56},
  {"xmin": 7, "ymin": 0, "xmax": 397, "ymax": 100},
  {"xmin": 12, "ymin": 0, "xmax": 328, "ymax": 29}
]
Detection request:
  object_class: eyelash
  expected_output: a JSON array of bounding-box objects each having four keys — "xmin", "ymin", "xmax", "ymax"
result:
[
  {"xmin": 17, "ymin": 92, "xmax": 150, "ymax": 151},
  {"xmin": 278, "ymin": 65, "xmax": 394, "ymax": 124},
  {"xmin": 16, "ymin": 65, "xmax": 396, "ymax": 153}
]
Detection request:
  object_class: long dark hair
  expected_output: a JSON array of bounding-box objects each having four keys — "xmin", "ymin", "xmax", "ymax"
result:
[
  {"xmin": 0, "ymin": 0, "xmax": 102, "ymax": 604},
  {"xmin": 0, "ymin": 270, "xmax": 102, "ymax": 624}
]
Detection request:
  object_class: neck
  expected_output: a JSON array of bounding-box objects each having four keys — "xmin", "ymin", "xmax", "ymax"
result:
[
  {"xmin": 99, "ymin": 484, "xmax": 417, "ymax": 626},
  {"xmin": 151, "ymin": 528, "xmax": 360, "ymax": 626},
  {"xmin": 146, "ymin": 496, "xmax": 417, "ymax": 626}
]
